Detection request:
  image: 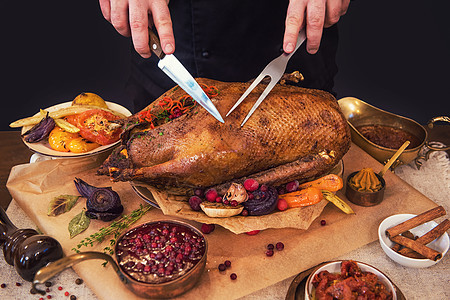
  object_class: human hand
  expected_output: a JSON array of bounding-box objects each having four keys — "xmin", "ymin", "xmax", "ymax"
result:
[
  {"xmin": 284, "ymin": 0, "xmax": 350, "ymax": 54},
  {"xmin": 99, "ymin": 0, "xmax": 174, "ymax": 58}
]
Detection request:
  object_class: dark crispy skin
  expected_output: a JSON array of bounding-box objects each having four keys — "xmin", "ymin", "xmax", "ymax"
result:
[{"xmin": 99, "ymin": 78, "xmax": 351, "ymax": 191}]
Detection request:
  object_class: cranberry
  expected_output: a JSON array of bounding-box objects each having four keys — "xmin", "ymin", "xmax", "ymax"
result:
[
  {"xmin": 245, "ymin": 230, "xmax": 260, "ymax": 235},
  {"xmin": 218, "ymin": 263, "xmax": 226, "ymax": 271},
  {"xmin": 64, "ymin": 291, "xmax": 70, "ymax": 296},
  {"xmin": 260, "ymin": 184, "xmax": 268, "ymax": 192},
  {"xmin": 267, "ymin": 244, "xmax": 274, "ymax": 250},
  {"xmin": 277, "ymin": 198, "xmax": 288, "ymax": 211},
  {"xmin": 243, "ymin": 178, "xmax": 259, "ymax": 191},
  {"xmin": 265, "ymin": 249, "xmax": 274, "ymax": 257},
  {"xmin": 58, "ymin": 286, "xmax": 63, "ymax": 290},
  {"xmin": 189, "ymin": 196, "xmax": 203, "ymax": 211},
  {"xmin": 248, "ymin": 193, "xmax": 254, "ymax": 200},
  {"xmin": 223, "ymin": 199, "xmax": 230, "ymax": 205},
  {"xmin": 215, "ymin": 196, "xmax": 222, "ymax": 203},
  {"xmin": 230, "ymin": 200, "xmax": 238, "ymax": 207},
  {"xmin": 241, "ymin": 209, "xmax": 249, "ymax": 216},
  {"xmin": 194, "ymin": 188, "xmax": 204, "ymax": 197},
  {"xmin": 224, "ymin": 260, "xmax": 231, "ymax": 268},
  {"xmin": 285, "ymin": 180, "xmax": 299, "ymax": 192},
  {"xmin": 230, "ymin": 273, "xmax": 237, "ymax": 280},
  {"xmin": 320, "ymin": 219, "xmax": 326, "ymax": 226},
  {"xmin": 201, "ymin": 223, "xmax": 215, "ymax": 234},
  {"xmin": 276, "ymin": 242, "xmax": 284, "ymax": 251},
  {"xmin": 205, "ymin": 189, "xmax": 219, "ymax": 202}
]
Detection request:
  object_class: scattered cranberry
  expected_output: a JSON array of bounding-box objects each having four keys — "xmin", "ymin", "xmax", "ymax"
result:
[
  {"xmin": 58, "ymin": 286, "xmax": 63, "ymax": 291},
  {"xmin": 320, "ymin": 219, "xmax": 326, "ymax": 226},
  {"xmin": 45, "ymin": 281, "xmax": 52, "ymax": 287},
  {"xmin": 189, "ymin": 196, "xmax": 203, "ymax": 211},
  {"xmin": 65, "ymin": 291, "xmax": 70, "ymax": 296},
  {"xmin": 265, "ymin": 249, "xmax": 274, "ymax": 257},
  {"xmin": 243, "ymin": 178, "xmax": 259, "ymax": 191},
  {"xmin": 218, "ymin": 263, "xmax": 226, "ymax": 271},
  {"xmin": 223, "ymin": 199, "xmax": 230, "ymax": 205},
  {"xmin": 215, "ymin": 196, "xmax": 222, "ymax": 203},
  {"xmin": 230, "ymin": 200, "xmax": 238, "ymax": 207},
  {"xmin": 285, "ymin": 180, "xmax": 299, "ymax": 192},
  {"xmin": 1, "ymin": 283, "xmax": 6, "ymax": 288},
  {"xmin": 224, "ymin": 260, "xmax": 231, "ymax": 268},
  {"xmin": 267, "ymin": 243, "xmax": 274, "ymax": 250},
  {"xmin": 276, "ymin": 242, "xmax": 284, "ymax": 251},
  {"xmin": 241, "ymin": 209, "xmax": 248, "ymax": 216},
  {"xmin": 75, "ymin": 278, "xmax": 83, "ymax": 285},
  {"xmin": 277, "ymin": 198, "xmax": 288, "ymax": 211},
  {"xmin": 47, "ymin": 295, "xmax": 52, "ymax": 299},
  {"xmin": 245, "ymin": 230, "xmax": 260, "ymax": 235},
  {"xmin": 205, "ymin": 188, "xmax": 219, "ymax": 202},
  {"xmin": 46, "ymin": 287, "xmax": 51, "ymax": 292},
  {"xmin": 15, "ymin": 282, "xmax": 21, "ymax": 286},
  {"xmin": 39, "ymin": 298, "xmax": 44, "ymax": 300},
  {"xmin": 230, "ymin": 273, "xmax": 237, "ymax": 280},
  {"xmin": 201, "ymin": 223, "xmax": 215, "ymax": 234},
  {"xmin": 260, "ymin": 184, "xmax": 268, "ymax": 192}
]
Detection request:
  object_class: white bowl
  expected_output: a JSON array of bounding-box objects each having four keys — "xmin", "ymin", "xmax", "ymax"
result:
[
  {"xmin": 305, "ymin": 260, "xmax": 397, "ymax": 300},
  {"xmin": 378, "ymin": 214, "xmax": 450, "ymax": 268}
]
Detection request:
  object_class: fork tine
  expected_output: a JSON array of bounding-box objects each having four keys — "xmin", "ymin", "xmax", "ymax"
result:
[
  {"xmin": 240, "ymin": 79, "xmax": 278, "ymax": 126},
  {"xmin": 225, "ymin": 71, "xmax": 268, "ymax": 117}
]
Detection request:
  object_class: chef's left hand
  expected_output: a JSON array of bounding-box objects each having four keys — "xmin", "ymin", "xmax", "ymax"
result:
[{"xmin": 283, "ymin": 0, "xmax": 350, "ymax": 55}]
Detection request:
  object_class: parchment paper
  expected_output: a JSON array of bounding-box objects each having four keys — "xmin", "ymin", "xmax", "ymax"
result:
[{"xmin": 6, "ymin": 144, "xmax": 439, "ymax": 300}]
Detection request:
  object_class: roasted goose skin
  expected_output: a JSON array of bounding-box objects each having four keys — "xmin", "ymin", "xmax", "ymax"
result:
[{"xmin": 99, "ymin": 78, "xmax": 351, "ymax": 191}]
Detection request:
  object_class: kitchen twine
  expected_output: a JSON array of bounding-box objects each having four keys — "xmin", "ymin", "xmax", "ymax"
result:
[{"xmin": 1, "ymin": 142, "xmax": 449, "ymax": 300}]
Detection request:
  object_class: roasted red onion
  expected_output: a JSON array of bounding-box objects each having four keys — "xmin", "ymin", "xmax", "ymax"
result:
[{"xmin": 22, "ymin": 113, "xmax": 55, "ymax": 143}]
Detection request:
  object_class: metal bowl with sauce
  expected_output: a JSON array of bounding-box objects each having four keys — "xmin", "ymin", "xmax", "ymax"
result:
[{"xmin": 338, "ymin": 97, "xmax": 449, "ymax": 169}]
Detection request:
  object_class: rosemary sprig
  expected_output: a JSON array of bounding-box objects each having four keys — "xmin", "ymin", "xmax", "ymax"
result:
[{"xmin": 72, "ymin": 204, "xmax": 152, "ymax": 256}]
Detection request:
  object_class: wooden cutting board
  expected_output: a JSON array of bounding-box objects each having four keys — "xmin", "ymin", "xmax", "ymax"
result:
[{"xmin": 6, "ymin": 143, "xmax": 438, "ymax": 299}]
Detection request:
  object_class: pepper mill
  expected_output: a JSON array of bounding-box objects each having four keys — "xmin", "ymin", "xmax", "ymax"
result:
[{"xmin": 0, "ymin": 207, "xmax": 63, "ymax": 281}]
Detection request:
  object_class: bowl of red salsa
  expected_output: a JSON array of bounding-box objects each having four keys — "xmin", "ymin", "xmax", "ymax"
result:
[{"xmin": 305, "ymin": 260, "xmax": 396, "ymax": 300}]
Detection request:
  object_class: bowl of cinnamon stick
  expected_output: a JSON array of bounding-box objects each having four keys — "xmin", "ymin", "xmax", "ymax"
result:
[{"xmin": 378, "ymin": 206, "xmax": 449, "ymax": 268}]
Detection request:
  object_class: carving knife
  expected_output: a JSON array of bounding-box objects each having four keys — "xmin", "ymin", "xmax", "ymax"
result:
[{"xmin": 148, "ymin": 29, "xmax": 224, "ymax": 123}]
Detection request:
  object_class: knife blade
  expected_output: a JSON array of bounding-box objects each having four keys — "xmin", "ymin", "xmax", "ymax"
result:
[{"xmin": 148, "ymin": 29, "xmax": 224, "ymax": 123}]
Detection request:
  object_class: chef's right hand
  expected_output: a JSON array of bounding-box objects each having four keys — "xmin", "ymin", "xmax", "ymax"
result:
[{"xmin": 99, "ymin": 0, "xmax": 175, "ymax": 58}]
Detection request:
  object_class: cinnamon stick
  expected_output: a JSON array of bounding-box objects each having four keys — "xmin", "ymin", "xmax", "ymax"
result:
[
  {"xmin": 386, "ymin": 206, "xmax": 446, "ymax": 238},
  {"xmin": 390, "ymin": 235, "xmax": 442, "ymax": 261},
  {"xmin": 391, "ymin": 231, "xmax": 415, "ymax": 252},
  {"xmin": 398, "ymin": 219, "xmax": 450, "ymax": 258}
]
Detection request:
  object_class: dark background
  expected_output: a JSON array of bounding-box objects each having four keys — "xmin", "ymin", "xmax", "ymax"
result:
[{"xmin": 1, "ymin": 1, "xmax": 449, "ymax": 131}]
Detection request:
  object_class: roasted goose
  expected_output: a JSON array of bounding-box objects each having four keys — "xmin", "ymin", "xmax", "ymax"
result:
[{"xmin": 98, "ymin": 78, "xmax": 351, "ymax": 194}]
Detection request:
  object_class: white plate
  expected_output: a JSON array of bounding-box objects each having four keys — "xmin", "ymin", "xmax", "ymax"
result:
[{"xmin": 21, "ymin": 101, "xmax": 132, "ymax": 158}]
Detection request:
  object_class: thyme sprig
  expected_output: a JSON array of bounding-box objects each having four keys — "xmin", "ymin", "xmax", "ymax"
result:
[{"xmin": 72, "ymin": 204, "xmax": 152, "ymax": 256}]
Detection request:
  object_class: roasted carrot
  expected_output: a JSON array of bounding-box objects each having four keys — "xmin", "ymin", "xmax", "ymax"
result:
[
  {"xmin": 297, "ymin": 174, "xmax": 343, "ymax": 192},
  {"xmin": 279, "ymin": 187, "xmax": 323, "ymax": 208}
]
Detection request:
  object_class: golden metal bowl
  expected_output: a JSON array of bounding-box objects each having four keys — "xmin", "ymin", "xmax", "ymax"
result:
[
  {"xmin": 338, "ymin": 97, "xmax": 427, "ymax": 168},
  {"xmin": 345, "ymin": 171, "xmax": 386, "ymax": 206},
  {"xmin": 32, "ymin": 219, "xmax": 207, "ymax": 299}
]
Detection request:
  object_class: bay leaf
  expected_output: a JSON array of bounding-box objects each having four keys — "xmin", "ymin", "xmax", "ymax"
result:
[
  {"xmin": 48, "ymin": 195, "xmax": 80, "ymax": 216},
  {"xmin": 69, "ymin": 210, "xmax": 90, "ymax": 239}
]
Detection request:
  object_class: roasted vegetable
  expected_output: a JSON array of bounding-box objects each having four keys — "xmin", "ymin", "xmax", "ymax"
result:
[
  {"xmin": 279, "ymin": 187, "xmax": 323, "ymax": 208},
  {"xmin": 297, "ymin": 174, "xmax": 343, "ymax": 192},
  {"xmin": 200, "ymin": 202, "xmax": 244, "ymax": 218},
  {"xmin": 48, "ymin": 127, "xmax": 79, "ymax": 152},
  {"xmin": 22, "ymin": 113, "xmax": 55, "ymax": 143},
  {"xmin": 72, "ymin": 92, "xmax": 108, "ymax": 108},
  {"xmin": 243, "ymin": 185, "xmax": 278, "ymax": 216},
  {"xmin": 74, "ymin": 178, "xmax": 123, "ymax": 222},
  {"xmin": 322, "ymin": 190, "xmax": 355, "ymax": 214}
]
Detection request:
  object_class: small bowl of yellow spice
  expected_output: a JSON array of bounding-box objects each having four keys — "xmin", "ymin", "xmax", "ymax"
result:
[{"xmin": 345, "ymin": 168, "xmax": 386, "ymax": 206}]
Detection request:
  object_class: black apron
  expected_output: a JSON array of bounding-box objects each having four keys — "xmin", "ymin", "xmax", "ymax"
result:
[{"xmin": 127, "ymin": 0, "xmax": 339, "ymax": 113}]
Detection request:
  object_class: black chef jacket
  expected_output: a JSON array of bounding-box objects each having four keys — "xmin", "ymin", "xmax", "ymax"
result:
[{"xmin": 127, "ymin": 0, "xmax": 339, "ymax": 113}]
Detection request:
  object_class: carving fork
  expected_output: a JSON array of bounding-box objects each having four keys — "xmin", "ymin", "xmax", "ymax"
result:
[{"xmin": 226, "ymin": 29, "xmax": 306, "ymax": 126}]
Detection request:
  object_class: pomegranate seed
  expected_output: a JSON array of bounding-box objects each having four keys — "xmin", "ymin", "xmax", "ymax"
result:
[
  {"xmin": 230, "ymin": 273, "xmax": 237, "ymax": 280},
  {"xmin": 243, "ymin": 178, "xmax": 259, "ymax": 191},
  {"xmin": 265, "ymin": 249, "xmax": 274, "ymax": 257},
  {"xmin": 277, "ymin": 198, "xmax": 288, "ymax": 211},
  {"xmin": 224, "ymin": 260, "xmax": 231, "ymax": 268},
  {"xmin": 189, "ymin": 196, "xmax": 203, "ymax": 211},
  {"xmin": 200, "ymin": 223, "xmax": 215, "ymax": 234},
  {"xmin": 320, "ymin": 219, "xmax": 326, "ymax": 226},
  {"xmin": 276, "ymin": 242, "xmax": 284, "ymax": 251},
  {"xmin": 285, "ymin": 180, "xmax": 299, "ymax": 192},
  {"xmin": 205, "ymin": 189, "xmax": 219, "ymax": 202},
  {"xmin": 218, "ymin": 263, "xmax": 226, "ymax": 271}
]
